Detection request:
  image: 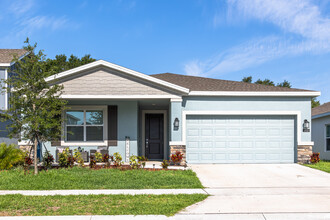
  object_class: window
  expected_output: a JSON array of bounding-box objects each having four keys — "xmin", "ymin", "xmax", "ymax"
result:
[
  {"xmin": 65, "ymin": 109, "xmax": 104, "ymax": 142},
  {"xmin": 327, "ymin": 125, "xmax": 330, "ymax": 151}
]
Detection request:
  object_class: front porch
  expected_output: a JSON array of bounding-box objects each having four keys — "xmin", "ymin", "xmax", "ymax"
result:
[{"xmin": 47, "ymin": 98, "xmax": 184, "ymax": 163}]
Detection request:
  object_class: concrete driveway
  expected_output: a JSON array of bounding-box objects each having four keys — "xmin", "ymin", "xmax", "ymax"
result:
[{"xmin": 182, "ymin": 164, "xmax": 330, "ymax": 214}]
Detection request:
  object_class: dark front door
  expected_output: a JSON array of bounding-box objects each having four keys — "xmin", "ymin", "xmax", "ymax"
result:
[{"xmin": 145, "ymin": 113, "xmax": 164, "ymax": 160}]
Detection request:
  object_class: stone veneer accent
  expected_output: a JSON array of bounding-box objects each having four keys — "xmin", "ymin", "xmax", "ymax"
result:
[
  {"xmin": 297, "ymin": 145, "xmax": 313, "ymax": 164},
  {"xmin": 170, "ymin": 145, "xmax": 186, "ymax": 165}
]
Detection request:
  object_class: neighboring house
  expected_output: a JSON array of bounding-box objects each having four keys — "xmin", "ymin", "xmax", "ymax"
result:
[
  {"xmin": 0, "ymin": 49, "xmax": 27, "ymax": 145},
  {"xmin": 20, "ymin": 60, "xmax": 319, "ymax": 164},
  {"xmin": 312, "ymin": 102, "xmax": 330, "ymax": 160}
]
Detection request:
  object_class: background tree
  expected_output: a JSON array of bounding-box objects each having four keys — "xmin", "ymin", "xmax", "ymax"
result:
[
  {"xmin": 311, "ymin": 97, "xmax": 320, "ymax": 108},
  {"xmin": 1, "ymin": 39, "xmax": 68, "ymax": 174},
  {"xmin": 242, "ymin": 76, "xmax": 320, "ymax": 107},
  {"xmin": 43, "ymin": 54, "xmax": 95, "ymax": 76}
]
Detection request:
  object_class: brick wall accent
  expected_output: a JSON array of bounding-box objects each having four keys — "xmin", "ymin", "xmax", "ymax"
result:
[
  {"xmin": 297, "ymin": 145, "xmax": 313, "ymax": 164},
  {"xmin": 170, "ymin": 145, "xmax": 186, "ymax": 165}
]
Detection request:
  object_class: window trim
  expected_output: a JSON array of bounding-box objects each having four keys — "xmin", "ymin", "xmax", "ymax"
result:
[
  {"xmin": 326, "ymin": 124, "xmax": 330, "ymax": 152},
  {"xmin": 62, "ymin": 106, "xmax": 108, "ymax": 146}
]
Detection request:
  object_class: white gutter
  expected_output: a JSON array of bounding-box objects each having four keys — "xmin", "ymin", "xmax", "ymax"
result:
[{"xmin": 188, "ymin": 91, "xmax": 321, "ymax": 97}]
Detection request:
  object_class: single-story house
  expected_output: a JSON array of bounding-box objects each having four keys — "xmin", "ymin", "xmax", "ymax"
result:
[
  {"xmin": 312, "ymin": 102, "xmax": 330, "ymax": 160},
  {"xmin": 25, "ymin": 60, "xmax": 319, "ymax": 164}
]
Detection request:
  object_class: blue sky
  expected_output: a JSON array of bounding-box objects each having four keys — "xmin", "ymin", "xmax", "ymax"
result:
[{"xmin": 0, "ymin": 0, "xmax": 329, "ymax": 103}]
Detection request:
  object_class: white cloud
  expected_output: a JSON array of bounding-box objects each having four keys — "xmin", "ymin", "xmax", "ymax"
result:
[
  {"xmin": 184, "ymin": 0, "xmax": 330, "ymax": 76},
  {"xmin": 9, "ymin": 0, "xmax": 35, "ymax": 17}
]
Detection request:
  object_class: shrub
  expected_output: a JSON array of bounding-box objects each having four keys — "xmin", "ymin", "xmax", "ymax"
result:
[
  {"xmin": 24, "ymin": 154, "xmax": 33, "ymax": 171},
  {"xmin": 129, "ymin": 155, "xmax": 141, "ymax": 169},
  {"xmin": 42, "ymin": 150, "xmax": 54, "ymax": 170},
  {"xmin": 95, "ymin": 152, "xmax": 102, "ymax": 162},
  {"xmin": 170, "ymin": 151, "xmax": 184, "ymax": 165},
  {"xmin": 161, "ymin": 160, "xmax": 169, "ymax": 169},
  {"xmin": 89, "ymin": 155, "xmax": 96, "ymax": 168},
  {"xmin": 67, "ymin": 155, "xmax": 75, "ymax": 168},
  {"xmin": 137, "ymin": 156, "xmax": 148, "ymax": 168},
  {"xmin": 58, "ymin": 148, "xmax": 72, "ymax": 168},
  {"xmin": 310, "ymin": 152, "xmax": 320, "ymax": 164},
  {"xmin": 0, "ymin": 143, "xmax": 24, "ymax": 170},
  {"xmin": 113, "ymin": 152, "xmax": 123, "ymax": 168},
  {"xmin": 73, "ymin": 149, "xmax": 84, "ymax": 167},
  {"xmin": 102, "ymin": 153, "xmax": 110, "ymax": 163}
]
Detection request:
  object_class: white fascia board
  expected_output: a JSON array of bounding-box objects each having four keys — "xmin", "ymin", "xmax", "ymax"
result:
[
  {"xmin": 45, "ymin": 60, "xmax": 189, "ymax": 94},
  {"xmin": 312, "ymin": 112, "xmax": 330, "ymax": 120},
  {"xmin": 188, "ymin": 91, "xmax": 321, "ymax": 97},
  {"xmin": 0, "ymin": 63, "xmax": 10, "ymax": 67},
  {"xmin": 60, "ymin": 95, "xmax": 181, "ymax": 99}
]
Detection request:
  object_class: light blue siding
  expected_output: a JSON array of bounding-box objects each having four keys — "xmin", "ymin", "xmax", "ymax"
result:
[
  {"xmin": 170, "ymin": 101, "xmax": 182, "ymax": 142},
  {"xmin": 186, "ymin": 115, "xmax": 295, "ymax": 163}
]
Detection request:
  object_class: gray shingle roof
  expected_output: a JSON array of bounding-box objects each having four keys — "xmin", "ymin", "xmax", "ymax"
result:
[
  {"xmin": 151, "ymin": 73, "xmax": 315, "ymax": 92},
  {"xmin": 312, "ymin": 102, "xmax": 330, "ymax": 116},
  {"xmin": 0, "ymin": 49, "xmax": 27, "ymax": 63}
]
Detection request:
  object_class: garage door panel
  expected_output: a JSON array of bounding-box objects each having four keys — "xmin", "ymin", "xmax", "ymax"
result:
[{"xmin": 186, "ymin": 115, "xmax": 295, "ymax": 164}]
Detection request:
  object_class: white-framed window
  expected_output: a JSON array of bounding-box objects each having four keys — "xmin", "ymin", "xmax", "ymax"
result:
[
  {"xmin": 326, "ymin": 125, "xmax": 330, "ymax": 151},
  {"xmin": 64, "ymin": 106, "xmax": 107, "ymax": 144}
]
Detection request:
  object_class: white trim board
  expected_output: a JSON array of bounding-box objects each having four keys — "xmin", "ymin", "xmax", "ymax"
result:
[
  {"xmin": 175, "ymin": 110, "xmax": 309, "ymax": 146},
  {"xmin": 4, "ymin": 68, "xmax": 8, "ymax": 110},
  {"xmin": 0, "ymin": 63, "xmax": 10, "ymax": 67},
  {"xmin": 60, "ymin": 95, "xmax": 181, "ymax": 99},
  {"xmin": 45, "ymin": 60, "xmax": 189, "ymax": 94},
  {"xmin": 188, "ymin": 91, "xmax": 321, "ymax": 97},
  {"xmin": 141, "ymin": 110, "xmax": 167, "ymax": 160}
]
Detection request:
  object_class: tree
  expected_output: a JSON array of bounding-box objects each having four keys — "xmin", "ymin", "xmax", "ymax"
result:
[
  {"xmin": 43, "ymin": 54, "xmax": 95, "ymax": 76},
  {"xmin": 242, "ymin": 76, "xmax": 252, "ymax": 83},
  {"xmin": 254, "ymin": 79, "xmax": 275, "ymax": 86},
  {"xmin": 1, "ymin": 38, "xmax": 68, "ymax": 174},
  {"xmin": 311, "ymin": 97, "xmax": 320, "ymax": 108},
  {"xmin": 277, "ymin": 80, "xmax": 291, "ymax": 88}
]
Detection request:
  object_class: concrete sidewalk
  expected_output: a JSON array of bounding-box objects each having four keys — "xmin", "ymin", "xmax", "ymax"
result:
[
  {"xmin": 0, "ymin": 188, "xmax": 206, "ymax": 196},
  {"xmin": 1, "ymin": 213, "xmax": 330, "ymax": 220}
]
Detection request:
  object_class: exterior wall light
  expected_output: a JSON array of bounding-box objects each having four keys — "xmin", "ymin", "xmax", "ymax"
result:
[
  {"xmin": 303, "ymin": 119, "xmax": 310, "ymax": 132},
  {"xmin": 174, "ymin": 118, "xmax": 180, "ymax": 130}
]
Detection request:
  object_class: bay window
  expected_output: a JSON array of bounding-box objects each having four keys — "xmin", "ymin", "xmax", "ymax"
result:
[{"xmin": 65, "ymin": 107, "xmax": 106, "ymax": 144}]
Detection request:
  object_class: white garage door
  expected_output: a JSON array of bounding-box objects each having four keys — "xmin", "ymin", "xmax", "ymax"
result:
[{"xmin": 186, "ymin": 115, "xmax": 295, "ymax": 164}]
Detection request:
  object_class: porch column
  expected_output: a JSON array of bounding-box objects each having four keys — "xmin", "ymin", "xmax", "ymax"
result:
[{"xmin": 169, "ymin": 98, "xmax": 186, "ymax": 164}]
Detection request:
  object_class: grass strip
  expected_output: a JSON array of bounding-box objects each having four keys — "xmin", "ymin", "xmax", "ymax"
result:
[
  {"xmin": 0, "ymin": 194, "xmax": 207, "ymax": 216},
  {"xmin": 0, "ymin": 167, "xmax": 203, "ymax": 190}
]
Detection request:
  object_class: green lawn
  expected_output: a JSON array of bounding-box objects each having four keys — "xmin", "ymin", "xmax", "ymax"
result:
[
  {"xmin": 0, "ymin": 167, "xmax": 203, "ymax": 190},
  {"xmin": 304, "ymin": 160, "xmax": 330, "ymax": 173},
  {"xmin": 0, "ymin": 194, "xmax": 208, "ymax": 216}
]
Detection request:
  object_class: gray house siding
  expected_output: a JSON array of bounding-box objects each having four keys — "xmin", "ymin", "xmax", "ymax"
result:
[{"xmin": 312, "ymin": 115, "xmax": 330, "ymax": 160}]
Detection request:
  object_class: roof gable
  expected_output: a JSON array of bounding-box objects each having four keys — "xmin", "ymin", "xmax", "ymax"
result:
[
  {"xmin": 52, "ymin": 66, "xmax": 184, "ymax": 98},
  {"xmin": 46, "ymin": 60, "xmax": 189, "ymax": 94}
]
